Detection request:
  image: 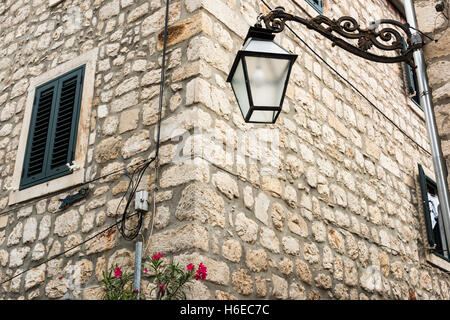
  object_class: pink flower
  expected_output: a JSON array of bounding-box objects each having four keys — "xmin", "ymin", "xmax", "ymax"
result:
[
  {"xmin": 114, "ymin": 267, "xmax": 122, "ymax": 278},
  {"xmin": 158, "ymin": 284, "xmax": 165, "ymax": 292},
  {"xmin": 144, "ymin": 267, "xmax": 148, "ymax": 274},
  {"xmin": 194, "ymin": 263, "xmax": 207, "ymax": 281},
  {"xmin": 186, "ymin": 263, "xmax": 195, "ymax": 271},
  {"xmin": 134, "ymin": 289, "xmax": 139, "ymax": 294},
  {"xmin": 152, "ymin": 253, "xmax": 163, "ymax": 261}
]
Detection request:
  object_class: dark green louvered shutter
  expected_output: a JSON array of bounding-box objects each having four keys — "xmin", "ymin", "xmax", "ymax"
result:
[
  {"xmin": 20, "ymin": 66, "xmax": 85, "ymax": 190},
  {"xmin": 306, "ymin": 0, "xmax": 323, "ymax": 13},
  {"xmin": 402, "ymin": 40, "xmax": 416, "ymax": 95},
  {"xmin": 418, "ymin": 164, "xmax": 436, "ymax": 246}
]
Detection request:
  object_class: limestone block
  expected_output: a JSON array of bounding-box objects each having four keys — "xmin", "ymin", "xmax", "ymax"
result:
[
  {"xmin": 254, "ymin": 191, "xmax": 270, "ymax": 225},
  {"xmin": 295, "ymin": 259, "xmax": 312, "ymax": 285},
  {"xmin": 157, "ymin": 12, "xmax": 211, "ymax": 50},
  {"xmin": 160, "ymin": 159, "xmax": 210, "ymax": 188},
  {"xmin": 260, "ymin": 227, "xmax": 280, "ymax": 253},
  {"xmin": 99, "ymin": 0, "xmax": 120, "ymax": 20},
  {"xmin": 95, "ymin": 136, "xmax": 122, "ymax": 163},
  {"xmin": 127, "ymin": 3, "xmax": 149, "ymax": 23},
  {"xmin": 144, "ymin": 223, "xmax": 209, "ymax": 255},
  {"xmin": 141, "ymin": 2, "xmax": 181, "ymax": 37},
  {"xmin": 114, "ymin": 76, "xmax": 139, "ymax": 97},
  {"xmin": 9, "ymin": 247, "xmax": 30, "ymax": 267},
  {"xmin": 235, "ymin": 212, "xmax": 258, "ymax": 244},
  {"xmin": 121, "ymin": 130, "xmax": 151, "ymax": 159},
  {"xmin": 85, "ymin": 227, "xmax": 117, "ymax": 255},
  {"xmin": 23, "ymin": 217, "xmax": 37, "ymax": 244},
  {"xmin": 54, "ymin": 210, "xmax": 80, "ymax": 237},
  {"xmin": 231, "ymin": 269, "xmax": 253, "ymax": 295},
  {"xmin": 222, "ymin": 239, "xmax": 242, "ymax": 263},
  {"xmin": 245, "ymin": 249, "xmax": 267, "ymax": 272},
  {"xmin": 175, "ymin": 182, "xmax": 225, "ymax": 227},
  {"xmin": 24, "ymin": 264, "xmax": 46, "ymax": 291}
]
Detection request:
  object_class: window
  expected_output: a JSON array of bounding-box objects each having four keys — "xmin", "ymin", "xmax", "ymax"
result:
[
  {"xmin": 9, "ymin": 48, "xmax": 97, "ymax": 205},
  {"xmin": 305, "ymin": 0, "xmax": 323, "ymax": 14},
  {"xmin": 402, "ymin": 40, "xmax": 421, "ymax": 108},
  {"xmin": 20, "ymin": 66, "xmax": 85, "ymax": 190},
  {"xmin": 418, "ymin": 164, "xmax": 449, "ymax": 262}
]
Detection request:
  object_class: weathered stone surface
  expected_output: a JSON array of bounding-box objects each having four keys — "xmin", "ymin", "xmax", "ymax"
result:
[
  {"xmin": 111, "ymin": 91, "xmax": 138, "ymax": 113},
  {"xmin": 160, "ymin": 159, "xmax": 210, "ymax": 188},
  {"xmin": 245, "ymin": 249, "xmax": 267, "ymax": 272},
  {"xmin": 9, "ymin": 247, "xmax": 30, "ymax": 267},
  {"xmin": 296, "ymin": 259, "xmax": 312, "ymax": 285},
  {"xmin": 23, "ymin": 217, "xmax": 37, "ymax": 244},
  {"xmin": 272, "ymin": 274, "xmax": 288, "ymax": 299},
  {"xmin": 235, "ymin": 212, "xmax": 258, "ymax": 244},
  {"xmin": 145, "ymin": 223, "xmax": 209, "ymax": 255},
  {"xmin": 260, "ymin": 227, "xmax": 280, "ymax": 253},
  {"xmin": 45, "ymin": 279, "xmax": 68, "ymax": 299},
  {"xmin": 175, "ymin": 182, "xmax": 225, "ymax": 227},
  {"xmin": 212, "ymin": 171, "xmax": 239, "ymax": 199},
  {"xmin": 222, "ymin": 239, "xmax": 242, "ymax": 263},
  {"xmin": 282, "ymin": 236, "xmax": 300, "ymax": 256},
  {"xmin": 99, "ymin": 0, "xmax": 120, "ymax": 20},
  {"xmin": 121, "ymin": 130, "xmax": 151, "ymax": 159},
  {"xmin": 157, "ymin": 12, "xmax": 210, "ymax": 50},
  {"xmin": 287, "ymin": 212, "xmax": 308, "ymax": 237},
  {"xmin": 231, "ymin": 269, "xmax": 253, "ymax": 295},
  {"xmin": 85, "ymin": 228, "xmax": 117, "ymax": 255},
  {"xmin": 254, "ymin": 192, "xmax": 270, "ymax": 225},
  {"xmin": 54, "ymin": 210, "xmax": 80, "ymax": 237},
  {"xmin": 141, "ymin": 2, "xmax": 181, "ymax": 37},
  {"xmin": 95, "ymin": 137, "xmax": 122, "ymax": 163},
  {"xmin": 7, "ymin": 222, "xmax": 23, "ymax": 246},
  {"xmin": 119, "ymin": 108, "xmax": 140, "ymax": 134},
  {"xmin": 24, "ymin": 264, "xmax": 46, "ymax": 291}
]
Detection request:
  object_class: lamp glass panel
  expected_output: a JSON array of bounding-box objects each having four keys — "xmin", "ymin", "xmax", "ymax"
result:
[
  {"xmin": 244, "ymin": 39, "xmax": 290, "ymax": 55},
  {"xmin": 230, "ymin": 59, "xmax": 250, "ymax": 118},
  {"xmin": 245, "ymin": 56, "xmax": 290, "ymax": 107},
  {"xmin": 249, "ymin": 110, "xmax": 276, "ymax": 123}
]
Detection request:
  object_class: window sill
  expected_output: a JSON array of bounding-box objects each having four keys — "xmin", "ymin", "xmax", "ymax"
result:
[
  {"xmin": 409, "ymin": 98, "xmax": 425, "ymax": 122},
  {"xmin": 426, "ymin": 251, "xmax": 450, "ymax": 273},
  {"xmin": 8, "ymin": 169, "xmax": 85, "ymax": 205}
]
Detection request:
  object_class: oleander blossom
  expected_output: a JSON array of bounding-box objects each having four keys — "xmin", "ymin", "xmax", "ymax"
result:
[
  {"xmin": 186, "ymin": 263, "xmax": 195, "ymax": 271},
  {"xmin": 193, "ymin": 262, "xmax": 207, "ymax": 281},
  {"xmin": 152, "ymin": 253, "xmax": 163, "ymax": 261},
  {"xmin": 114, "ymin": 267, "xmax": 122, "ymax": 278}
]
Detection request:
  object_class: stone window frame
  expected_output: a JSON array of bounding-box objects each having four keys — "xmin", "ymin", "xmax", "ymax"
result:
[
  {"xmin": 415, "ymin": 164, "xmax": 450, "ymax": 273},
  {"xmin": 9, "ymin": 48, "xmax": 98, "ymax": 205}
]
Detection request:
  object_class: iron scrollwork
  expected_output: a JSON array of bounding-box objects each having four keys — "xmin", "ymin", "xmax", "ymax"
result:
[{"xmin": 255, "ymin": 7, "xmax": 422, "ymax": 67}]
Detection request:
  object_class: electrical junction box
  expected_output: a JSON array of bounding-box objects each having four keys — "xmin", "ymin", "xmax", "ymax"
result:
[{"xmin": 135, "ymin": 190, "xmax": 149, "ymax": 212}]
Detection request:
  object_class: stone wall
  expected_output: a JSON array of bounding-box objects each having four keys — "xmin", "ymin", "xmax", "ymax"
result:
[
  {"xmin": 0, "ymin": 0, "xmax": 448, "ymax": 300},
  {"xmin": 417, "ymin": 0, "xmax": 450, "ymax": 187}
]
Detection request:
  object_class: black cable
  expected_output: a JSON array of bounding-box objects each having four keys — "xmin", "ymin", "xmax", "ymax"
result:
[
  {"xmin": 117, "ymin": 0, "xmax": 170, "ymax": 241},
  {"xmin": 155, "ymin": 0, "xmax": 170, "ymax": 160},
  {"xmin": 260, "ymin": 0, "xmax": 431, "ymax": 157}
]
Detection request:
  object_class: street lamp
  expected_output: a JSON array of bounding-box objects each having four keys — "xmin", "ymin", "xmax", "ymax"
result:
[
  {"xmin": 227, "ymin": 6, "xmax": 422, "ymax": 124},
  {"xmin": 226, "ymin": 27, "xmax": 297, "ymax": 123},
  {"xmin": 227, "ymin": 3, "xmax": 450, "ymax": 261}
]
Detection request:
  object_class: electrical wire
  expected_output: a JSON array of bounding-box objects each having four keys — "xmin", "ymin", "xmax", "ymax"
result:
[
  {"xmin": 260, "ymin": 0, "xmax": 431, "ymax": 157},
  {"xmin": 117, "ymin": 0, "xmax": 170, "ymax": 241}
]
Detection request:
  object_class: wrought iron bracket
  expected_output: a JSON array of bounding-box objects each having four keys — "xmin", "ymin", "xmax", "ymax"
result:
[{"xmin": 255, "ymin": 6, "xmax": 423, "ymax": 67}]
